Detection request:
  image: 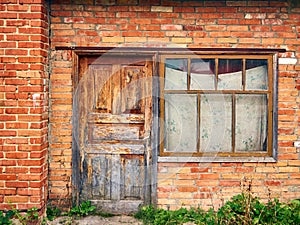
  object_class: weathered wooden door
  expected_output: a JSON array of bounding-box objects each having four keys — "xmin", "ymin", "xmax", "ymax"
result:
[{"xmin": 73, "ymin": 54, "xmax": 154, "ymax": 214}]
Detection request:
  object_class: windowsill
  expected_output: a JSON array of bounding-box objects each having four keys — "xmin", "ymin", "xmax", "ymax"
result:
[{"xmin": 158, "ymin": 156, "xmax": 277, "ymax": 163}]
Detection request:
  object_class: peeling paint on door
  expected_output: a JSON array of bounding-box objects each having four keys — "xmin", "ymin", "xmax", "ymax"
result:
[{"xmin": 72, "ymin": 54, "xmax": 154, "ymax": 214}]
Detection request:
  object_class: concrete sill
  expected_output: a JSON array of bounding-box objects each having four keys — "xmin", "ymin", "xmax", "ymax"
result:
[{"xmin": 158, "ymin": 156, "xmax": 277, "ymax": 163}]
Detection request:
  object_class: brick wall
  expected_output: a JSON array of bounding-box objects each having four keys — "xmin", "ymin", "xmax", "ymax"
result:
[
  {"xmin": 48, "ymin": 0, "xmax": 300, "ymax": 210},
  {"xmin": 0, "ymin": 0, "xmax": 49, "ymax": 211}
]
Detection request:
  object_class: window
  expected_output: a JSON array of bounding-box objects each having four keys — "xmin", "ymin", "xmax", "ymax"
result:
[{"xmin": 160, "ymin": 54, "xmax": 275, "ymax": 158}]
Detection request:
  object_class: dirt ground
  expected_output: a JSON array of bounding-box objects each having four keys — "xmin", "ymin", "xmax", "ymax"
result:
[
  {"xmin": 46, "ymin": 215, "xmax": 197, "ymax": 225},
  {"xmin": 47, "ymin": 215, "xmax": 143, "ymax": 225},
  {"xmin": 12, "ymin": 215, "xmax": 198, "ymax": 225}
]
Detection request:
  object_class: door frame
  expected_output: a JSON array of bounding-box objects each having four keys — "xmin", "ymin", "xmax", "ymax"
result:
[{"xmin": 71, "ymin": 50, "xmax": 159, "ymax": 209}]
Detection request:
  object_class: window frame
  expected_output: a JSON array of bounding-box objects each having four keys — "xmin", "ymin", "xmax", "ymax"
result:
[{"xmin": 159, "ymin": 53, "xmax": 277, "ymax": 160}]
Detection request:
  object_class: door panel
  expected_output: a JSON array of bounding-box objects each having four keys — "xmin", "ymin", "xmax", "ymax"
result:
[
  {"xmin": 74, "ymin": 55, "xmax": 153, "ymax": 214},
  {"xmin": 120, "ymin": 154, "xmax": 145, "ymax": 200},
  {"xmin": 121, "ymin": 66, "xmax": 145, "ymax": 113},
  {"xmin": 91, "ymin": 155, "xmax": 112, "ymax": 200},
  {"xmin": 89, "ymin": 124, "xmax": 144, "ymax": 141},
  {"xmin": 94, "ymin": 65, "xmax": 112, "ymax": 112}
]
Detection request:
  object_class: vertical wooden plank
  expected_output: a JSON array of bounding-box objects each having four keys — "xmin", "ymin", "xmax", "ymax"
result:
[
  {"xmin": 150, "ymin": 54, "xmax": 159, "ymax": 206},
  {"xmin": 269, "ymin": 54, "xmax": 275, "ymax": 157},
  {"xmin": 78, "ymin": 66, "xmax": 92, "ymax": 162},
  {"xmin": 142, "ymin": 60, "xmax": 152, "ymax": 206},
  {"xmin": 121, "ymin": 66, "xmax": 127, "ymax": 113},
  {"xmin": 140, "ymin": 63, "xmax": 147, "ymax": 114},
  {"xmin": 111, "ymin": 65, "xmax": 121, "ymax": 114},
  {"xmin": 144, "ymin": 61, "xmax": 153, "ymax": 138},
  {"xmin": 197, "ymin": 93, "xmax": 201, "ymax": 153},
  {"xmin": 232, "ymin": 94, "xmax": 236, "ymax": 153},
  {"xmin": 92, "ymin": 157, "xmax": 101, "ymax": 197},
  {"xmin": 72, "ymin": 53, "xmax": 80, "ymax": 206},
  {"xmin": 215, "ymin": 58, "xmax": 219, "ymax": 90},
  {"xmin": 111, "ymin": 154, "xmax": 120, "ymax": 201},
  {"xmin": 187, "ymin": 57, "xmax": 191, "ymax": 90},
  {"xmin": 79, "ymin": 57, "xmax": 88, "ymax": 83},
  {"xmin": 242, "ymin": 58, "xmax": 246, "ymax": 90},
  {"xmin": 159, "ymin": 56, "xmax": 166, "ymax": 156},
  {"xmin": 87, "ymin": 67, "xmax": 95, "ymax": 112}
]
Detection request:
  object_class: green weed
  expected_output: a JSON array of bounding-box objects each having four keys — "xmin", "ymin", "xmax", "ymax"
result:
[
  {"xmin": 135, "ymin": 195, "xmax": 300, "ymax": 225},
  {"xmin": 46, "ymin": 206, "xmax": 61, "ymax": 221},
  {"xmin": 67, "ymin": 200, "xmax": 96, "ymax": 217},
  {"xmin": 0, "ymin": 210, "xmax": 14, "ymax": 225}
]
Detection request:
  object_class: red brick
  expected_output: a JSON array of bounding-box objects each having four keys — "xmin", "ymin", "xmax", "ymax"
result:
[
  {"xmin": 129, "ymin": 18, "xmax": 151, "ymax": 24},
  {"xmin": 0, "ymin": 12, "xmax": 17, "ymax": 19},
  {"xmin": 235, "ymin": 167, "xmax": 254, "ymax": 173},
  {"xmin": 6, "ymin": 182, "xmax": 28, "ymax": 188},
  {"xmin": 0, "ymin": 27, "xmax": 16, "ymax": 33},
  {"xmin": 0, "ymin": 42, "xmax": 17, "ymax": 48},
  {"xmin": 18, "ymin": 56, "xmax": 44, "ymax": 63},
  {"xmin": 196, "ymin": 180, "xmax": 219, "ymax": 186},
  {"xmin": 17, "ymin": 189, "xmax": 40, "ymax": 196},
  {"xmin": 6, "ymin": 35, "xmax": 30, "ymax": 41},
  {"xmin": 176, "ymin": 173, "xmax": 199, "ymax": 180},
  {"xmin": 30, "ymin": 167, "xmax": 45, "ymax": 173},
  {"xmin": 31, "ymin": 5, "xmax": 45, "ymax": 12},
  {"xmin": 157, "ymin": 187, "xmax": 176, "ymax": 192},
  {"xmin": 278, "ymin": 154, "xmax": 298, "ymax": 160},
  {"xmin": 64, "ymin": 17, "xmax": 84, "ymax": 23},
  {"xmin": 18, "ymin": 159, "xmax": 44, "ymax": 166},
  {"xmin": 18, "ymin": 86, "xmax": 44, "ymax": 92},
  {"xmin": 194, "ymin": 193, "xmax": 212, "ymax": 199},
  {"xmin": 0, "ymin": 175, "xmax": 17, "ymax": 180},
  {"xmin": 5, "ymin": 152, "xmax": 28, "ymax": 159},
  {"xmin": 30, "ymin": 150, "xmax": 47, "ymax": 158},
  {"xmin": 29, "ymin": 181, "xmax": 44, "ymax": 188},
  {"xmin": 4, "ymin": 196, "xmax": 28, "ymax": 203},
  {"xmin": 5, "ymin": 108, "xmax": 29, "ymax": 114},
  {"xmin": 18, "ymin": 144, "xmax": 46, "ymax": 152},
  {"xmin": 5, "ymin": 167, "xmax": 28, "ymax": 174},
  {"xmin": 7, "ymin": 4, "xmax": 29, "ymax": 11},
  {"xmin": 265, "ymin": 180, "xmax": 282, "ymax": 186},
  {"xmin": 6, "ymin": 64, "xmax": 29, "ymax": 70},
  {"xmin": 0, "ymin": 146, "xmax": 17, "ymax": 152},
  {"xmin": 19, "ymin": 174, "xmax": 41, "ymax": 181},
  {"xmin": 199, "ymin": 173, "xmax": 220, "ymax": 179},
  {"xmin": 6, "ymin": 93, "xmax": 29, "ymax": 100},
  {"xmin": 178, "ymin": 187, "xmax": 198, "ymax": 192},
  {"xmin": 219, "ymin": 181, "xmax": 241, "ymax": 186},
  {"xmin": 0, "ymin": 189, "xmax": 16, "ymax": 195},
  {"xmin": 5, "ymin": 49, "xmax": 28, "ymax": 55},
  {"xmin": 0, "ymin": 130, "xmax": 17, "ymax": 136},
  {"xmin": 0, "ymin": 71, "xmax": 16, "ymax": 77},
  {"xmin": 0, "ymin": 115, "xmax": 16, "ymax": 121},
  {"xmin": 190, "ymin": 168, "xmax": 209, "ymax": 173}
]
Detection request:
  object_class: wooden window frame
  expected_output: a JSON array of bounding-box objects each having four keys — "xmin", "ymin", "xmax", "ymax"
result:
[{"xmin": 159, "ymin": 53, "xmax": 277, "ymax": 161}]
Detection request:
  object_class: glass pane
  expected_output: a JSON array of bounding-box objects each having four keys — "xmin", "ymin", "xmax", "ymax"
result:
[
  {"xmin": 246, "ymin": 59, "xmax": 268, "ymax": 90},
  {"xmin": 200, "ymin": 94, "xmax": 232, "ymax": 152},
  {"xmin": 164, "ymin": 59, "xmax": 188, "ymax": 90},
  {"xmin": 218, "ymin": 59, "xmax": 242, "ymax": 90},
  {"xmin": 190, "ymin": 59, "xmax": 215, "ymax": 90},
  {"xmin": 164, "ymin": 94, "xmax": 197, "ymax": 152},
  {"xmin": 235, "ymin": 94, "xmax": 268, "ymax": 152}
]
